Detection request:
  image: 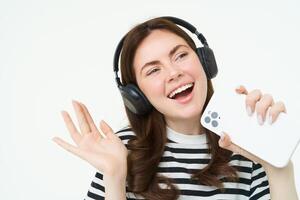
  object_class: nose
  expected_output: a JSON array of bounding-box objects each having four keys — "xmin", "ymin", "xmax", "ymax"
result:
[{"xmin": 167, "ymin": 65, "xmax": 183, "ymax": 83}]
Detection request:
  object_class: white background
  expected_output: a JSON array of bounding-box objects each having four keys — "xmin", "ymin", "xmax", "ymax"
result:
[{"xmin": 1, "ymin": 0, "xmax": 299, "ymax": 199}]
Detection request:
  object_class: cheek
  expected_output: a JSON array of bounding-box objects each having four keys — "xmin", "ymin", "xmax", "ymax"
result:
[
  {"xmin": 188, "ymin": 57, "xmax": 207, "ymax": 82},
  {"xmin": 189, "ymin": 58, "xmax": 203, "ymax": 74},
  {"xmin": 140, "ymin": 79, "xmax": 165, "ymax": 102},
  {"xmin": 185, "ymin": 58, "xmax": 208, "ymax": 96}
]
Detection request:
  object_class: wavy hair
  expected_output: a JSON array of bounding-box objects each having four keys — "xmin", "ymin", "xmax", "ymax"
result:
[{"xmin": 119, "ymin": 17, "xmax": 237, "ymax": 200}]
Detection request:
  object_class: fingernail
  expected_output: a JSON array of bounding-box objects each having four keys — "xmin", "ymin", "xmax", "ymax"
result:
[
  {"xmin": 268, "ymin": 115, "xmax": 273, "ymax": 124},
  {"xmin": 72, "ymin": 100, "xmax": 76, "ymax": 106},
  {"xmin": 246, "ymin": 106, "xmax": 253, "ymax": 116},
  {"xmin": 100, "ymin": 120, "xmax": 108, "ymax": 130},
  {"xmin": 257, "ymin": 114, "xmax": 264, "ymax": 125},
  {"xmin": 100, "ymin": 120, "xmax": 105, "ymax": 126}
]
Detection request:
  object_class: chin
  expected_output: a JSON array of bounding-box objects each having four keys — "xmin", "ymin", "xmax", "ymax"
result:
[
  {"xmin": 172, "ymin": 107, "xmax": 202, "ymax": 120},
  {"xmin": 157, "ymin": 98, "xmax": 204, "ymax": 119}
]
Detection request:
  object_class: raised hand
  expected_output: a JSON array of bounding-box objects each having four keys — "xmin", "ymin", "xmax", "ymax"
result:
[{"xmin": 53, "ymin": 100, "xmax": 128, "ymax": 178}]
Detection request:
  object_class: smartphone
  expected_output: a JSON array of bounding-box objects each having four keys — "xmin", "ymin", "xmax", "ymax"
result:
[{"xmin": 200, "ymin": 86, "xmax": 300, "ymax": 168}]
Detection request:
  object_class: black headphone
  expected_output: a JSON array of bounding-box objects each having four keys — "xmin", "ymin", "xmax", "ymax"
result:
[{"xmin": 113, "ymin": 16, "xmax": 218, "ymax": 115}]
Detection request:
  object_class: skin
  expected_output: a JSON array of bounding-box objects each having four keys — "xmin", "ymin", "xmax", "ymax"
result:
[
  {"xmin": 53, "ymin": 102, "xmax": 127, "ymax": 200},
  {"xmin": 133, "ymin": 30, "xmax": 207, "ymax": 135},
  {"xmin": 53, "ymin": 29, "xmax": 298, "ymax": 200}
]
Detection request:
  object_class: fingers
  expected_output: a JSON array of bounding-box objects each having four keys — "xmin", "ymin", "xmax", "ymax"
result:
[
  {"xmin": 52, "ymin": 137, "xmax": 84, "ymax": 159},
  {"xmin": 237, "ymin": 86, "xmax": 286, "ymax": 125},
  {"xmin": 245, "ymin": 91, "xmax": 286, "ymax": 125},
  {"xmin": 72, "ymin": 100, "xmax": 91, "ymax": 134},
  {"xmin": 63, "ymin": 100, "xmax": 107, "ymax": 140},
  {"xmin": 218, "ymin": 132, "xmax": 261, "ymax": 164},
  {"xmin": 267, "ymin": 101, "xmax": 287, "ymax": 124},
  {"xmin": 218, "ymin": 132, "xmax": 232, "ymax": 149},
  {"xmin": 61, "ymin": 110, "xmax": 82, "ymax": 145},
  {"xmin": 78, "ymin": 102, "xmax": 100, "ymax": 135},
  {"xmin": 244, "ymin": 89, "xmax": 263, "ymax": 116},
  {"xmin": 52, "ymin": 137, "xmax": 97, "ymax": 164},
  {"xmin": 254, "ymin": 93, "xmax": 274, "ymax": 125},
  {"xmin": 99, "ymin": 120, "xmax": 114, "ymax": 139},
  {"xmin": 235, "ymin": 85, "xmax": 248, "ymax": 95}
]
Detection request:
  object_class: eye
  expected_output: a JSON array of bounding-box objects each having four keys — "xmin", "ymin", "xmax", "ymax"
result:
[
  {"xmin": 146, "ymin": 67, "xmax": 160, "ymax": 76},
  {"xmin": 176, "ymin": 52, "xmax": 188, "ymax": 61}
]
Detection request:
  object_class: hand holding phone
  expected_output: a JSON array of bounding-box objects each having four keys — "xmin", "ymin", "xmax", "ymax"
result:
[{"xmin": 201, "ymin": 85, "xmax": 300, "ymax": 168}]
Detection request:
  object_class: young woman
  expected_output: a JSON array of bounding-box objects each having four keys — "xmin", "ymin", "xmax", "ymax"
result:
[{"xmin": 53, "ymin": 17, "xmax": 298, "ymax": 200}]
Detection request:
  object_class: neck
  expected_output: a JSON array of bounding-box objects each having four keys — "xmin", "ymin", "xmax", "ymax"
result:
[{"xmin": 165, "ymin": 115, "xmax": 205, "ymax": 135}]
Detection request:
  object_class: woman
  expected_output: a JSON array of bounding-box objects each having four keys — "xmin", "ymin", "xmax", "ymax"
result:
[{"xmin": 53, "ymin": 17, "xmax": 298, "ymax": 200}]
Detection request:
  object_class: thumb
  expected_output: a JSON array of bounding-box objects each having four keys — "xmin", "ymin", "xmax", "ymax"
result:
[
  {"xmin": 218, "ymin": 132, "xmax": 233, "ymax": 150},
  {"xmin": 218, "ymin": 132, "xmax": 263, "ymax": 164}
]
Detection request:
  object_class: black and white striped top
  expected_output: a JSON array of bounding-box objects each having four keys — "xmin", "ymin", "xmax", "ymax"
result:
[{"xmin": 85, "ymin": 126, "xmax": 270, "ymax": 200}]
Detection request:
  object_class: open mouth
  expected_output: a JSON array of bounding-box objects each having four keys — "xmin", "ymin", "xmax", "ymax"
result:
[{"xmin": 168, "ymin": 83, "xmax": 194, "ymax": 100}]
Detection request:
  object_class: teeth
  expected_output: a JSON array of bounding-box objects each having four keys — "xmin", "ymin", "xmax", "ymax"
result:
[{"xmin": 168, "ymin": 83, "xmax": 194, "ymax": 99}]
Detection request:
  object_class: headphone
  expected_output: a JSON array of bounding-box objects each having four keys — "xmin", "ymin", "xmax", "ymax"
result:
[{"xmin": 113, "ymin": 16, "xmax": 218, "ymax": 115}]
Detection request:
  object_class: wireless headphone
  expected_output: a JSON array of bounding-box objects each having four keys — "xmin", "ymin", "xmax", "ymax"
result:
[{"xmin": 113, "ymin": 16, "xmax": 218, "ymax": 115}]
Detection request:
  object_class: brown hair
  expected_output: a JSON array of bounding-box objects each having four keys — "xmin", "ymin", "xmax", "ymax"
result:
[{"xmin": 120, "ymin": 17, "xmax": 237, "ymax": 200}]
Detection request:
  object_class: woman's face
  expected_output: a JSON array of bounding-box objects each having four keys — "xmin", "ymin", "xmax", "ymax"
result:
[{"xmin": 133, "ymin": 29, "xmax": 208, "ymax": 123}]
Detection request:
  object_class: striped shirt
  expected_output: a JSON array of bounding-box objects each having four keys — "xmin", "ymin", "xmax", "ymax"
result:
[{"xmin": 85, "ymin": 126, "xmax": 270, "ymax": 200}]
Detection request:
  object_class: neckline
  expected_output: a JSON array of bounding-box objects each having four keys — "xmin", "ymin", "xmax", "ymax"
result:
[{"xmin": 166, "ymin": 126, "xmax": 207, "ymax": 144}]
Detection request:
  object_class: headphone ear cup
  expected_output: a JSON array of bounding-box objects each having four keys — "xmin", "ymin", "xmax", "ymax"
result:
[
  {"xmin": 196, "ymin": 47, "xmax": 218, "ymax": 79},
  {"xmin": 118, "ymin": 84, "xmax": 152, "ymax": 115}
]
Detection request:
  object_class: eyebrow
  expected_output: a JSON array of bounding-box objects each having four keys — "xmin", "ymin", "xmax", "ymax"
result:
[{"xmin": 140, "ymin": 44, "xmax": 188, "ymax": 74}]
